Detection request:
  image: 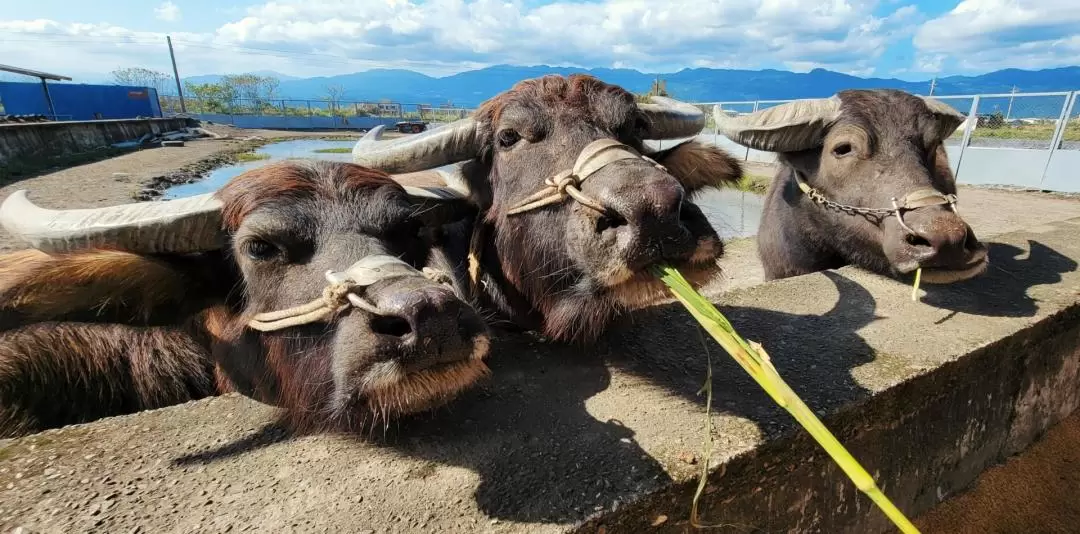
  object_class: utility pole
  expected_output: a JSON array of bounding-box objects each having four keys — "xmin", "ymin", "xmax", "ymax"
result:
[
  {"xmin": 928, "ymin": 77, "xmax": 937, "ymax": 96},
  {"xmin": 1006, "ymin": 85, "xmax": 1018, "ymax": 121},
  {"xmin": 166, "ymin": 35, "xmax": 187, "ymax": 113}
]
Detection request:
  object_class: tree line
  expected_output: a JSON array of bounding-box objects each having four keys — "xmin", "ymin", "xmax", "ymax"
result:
[{"xmin": 109, "ymin": 67, "xmax": 350, "ymax": 115}]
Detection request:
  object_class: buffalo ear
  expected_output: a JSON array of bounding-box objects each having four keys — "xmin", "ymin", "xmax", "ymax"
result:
[
  {"xmin": 650, "ymin": 140, "xmax": 744, "ymax": 193},
  {"xmin": 410, "ymin": 197, "xmax": 476, "ymax": 229}
]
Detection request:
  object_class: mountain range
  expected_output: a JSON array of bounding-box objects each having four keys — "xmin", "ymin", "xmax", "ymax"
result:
[{"xmin": 181, "ymin": 65, "xmax": 1080, "ymax": 106}]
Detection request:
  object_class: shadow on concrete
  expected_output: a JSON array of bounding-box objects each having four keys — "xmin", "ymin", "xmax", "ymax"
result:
[
  {"xmin": 921, "ymin": 240, "xmax": 1077, "ymax": 319},
  {"xmin": 374, "ymin": 337, "xmax": 668, "ymax": 524},
  {"xmin": 164, "ymin": 272, "xmax": 880, "ymax": 525},
  {"xmin": 605, "ymin": 271, "xmax": 879, "ymax": 442},
  {"xmin": 172, "ymin": 422, "xmax": 291, "ymax": 466},
  {"xmin": 378, "ymin": 271, "xmax": 879, "ymax": 524}
]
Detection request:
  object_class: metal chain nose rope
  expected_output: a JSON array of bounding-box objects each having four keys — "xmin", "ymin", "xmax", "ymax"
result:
[
  {"xmin": 505, "ymin": 138, "xmax": 668, "ymax": 216},
  {"xmin": 247, "ymin": 255, "xmax": 454, "ymax": 332},
  {"xmin": 793, "ymin": 173, "xmax": 959, "ymax": 236}
]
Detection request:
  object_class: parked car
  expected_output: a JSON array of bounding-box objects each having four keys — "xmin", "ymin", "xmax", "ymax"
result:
[{"xmin": 395, "ymin": 121, "xmax": 428, "ymax": 134}]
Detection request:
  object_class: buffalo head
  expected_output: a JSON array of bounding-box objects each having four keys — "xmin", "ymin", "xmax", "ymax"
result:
[
  {"xmin": 353, "ymin": 74, "xmax": 743, "ymax": 342},
  {"xmin": 0, "ymin": 160, "xmax": 490, "ymax": 432},
  {"xmin": 715, "ymin": 89, "xmax": 988, "ymax": 284}
]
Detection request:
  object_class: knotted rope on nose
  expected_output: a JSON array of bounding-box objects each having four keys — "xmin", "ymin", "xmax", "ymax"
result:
[
  {"xmin": 505, "ymin": 138, "xmax": 667, "ymax": 216},
  {"xmin": 247, "ymin": 255, "xmax": 453, "ymax": 332},
  {"xmin": 248, "ymin": 282, "xmax": 356, "ymax": 332},
  {"xmin": 465, "ymin": 138, "xmax": 671, "ymax": 297}
]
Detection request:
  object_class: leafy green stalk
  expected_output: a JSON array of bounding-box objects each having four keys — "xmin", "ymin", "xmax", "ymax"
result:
[{"xmin": 652, "ymin": 265, "xmax": 919, "ymax": 534}]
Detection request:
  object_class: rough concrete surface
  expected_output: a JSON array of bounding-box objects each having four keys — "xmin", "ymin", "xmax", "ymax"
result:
[{"xmin": 2, "ymin": 215, "xmax": 1078, "ymax": 533}]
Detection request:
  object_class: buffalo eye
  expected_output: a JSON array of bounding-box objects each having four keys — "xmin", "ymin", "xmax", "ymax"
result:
[
  {"xmin": 497, "ymin": 129, "xmax": 521, "ymax": 149},
  {"xmin": 831, "ymin": 142, "xmax": 853, "ymax": 158},
  {"xmin": 244, "ymin": 238, "xmax": 280, "ymax": 261}
]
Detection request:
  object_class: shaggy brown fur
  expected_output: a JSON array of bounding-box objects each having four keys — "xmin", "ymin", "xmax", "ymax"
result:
[{"xmin": 0, "ymin": 248, "xmax": 235, "ymax": 438}]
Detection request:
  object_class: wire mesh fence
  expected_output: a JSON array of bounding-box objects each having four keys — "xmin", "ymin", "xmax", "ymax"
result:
[
  {"xmin": 160, "ymin": 95, "xmax": 473, "ymax": 123},
  {"xmin": 964, "ymin": 92, "xmax": 1071, "ymax": 149},
  {"xmin": 1063, "ymin": 93, "xmax": 1080, "ymax": 148},
  {"xmin": 688, "ymin": 91, "xmax": 1080, "ymax": 152}
]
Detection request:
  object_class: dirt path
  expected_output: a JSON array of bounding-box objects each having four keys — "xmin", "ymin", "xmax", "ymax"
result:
[{"xmin": 914, "ymin": 410, "xmax": 1080, "ymax": 534}]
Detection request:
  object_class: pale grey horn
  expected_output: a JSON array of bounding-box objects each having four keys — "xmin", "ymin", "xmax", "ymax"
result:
[
  {"xmin": 0, "ymin": 190, "xmax": 224, "ymax": 254},
  {"xmin": 919, "ymin": 96, "xmax": 968, "ymax": 140},
  {"xmin": 352, "ymin": 119, "xmax": 481, "ymax": 174},
  {"xmin": 713, "ymin": 96, "xmax": 842, "ymax": 153},
  {"xmin": 638, "ymin": 96, "xmax": 706, "ymax": 139},
  {"xmin": 390, "ymin": 163, "xmax": 473, "ymax": 201}
]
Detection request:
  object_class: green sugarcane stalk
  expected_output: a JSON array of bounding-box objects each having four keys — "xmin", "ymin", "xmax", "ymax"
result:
[
  {"xmin": 651, "ymin": 265, "xmax": 919, "ymax": 534},
  {"xmin": 911, "ymin": 267, "xmax": 923, "ymax": 302}
]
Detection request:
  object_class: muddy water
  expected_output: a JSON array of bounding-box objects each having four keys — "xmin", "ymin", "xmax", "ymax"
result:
[{"xmin": 162, "ymin": 139, "xmax": 765, "ymax": 240}]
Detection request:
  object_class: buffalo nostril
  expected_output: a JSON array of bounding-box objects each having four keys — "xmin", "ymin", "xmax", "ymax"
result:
[
  {"xmin": 906, "ymin": 233, "xmax": 932, "ymax": 249},
  {"xmin": 371, "ymin": 314, "xmax": 412, "ymax": 338},
  {"xmin": 595, "ymin": 210, "xmax": 628, "ymax": 233}
]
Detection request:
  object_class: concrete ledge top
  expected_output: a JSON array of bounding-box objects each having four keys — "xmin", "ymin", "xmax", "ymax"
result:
[{"xmin": 2, "ymin": 217, "xmax": 1079, "ymax": 533}]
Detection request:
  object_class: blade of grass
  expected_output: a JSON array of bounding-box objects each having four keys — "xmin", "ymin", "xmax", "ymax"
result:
[
  {"xmin": 652, "ymin": 265, "xmax": 919, "ymax": 534},
  {"xmin": 911, "ymin": 267, "xmax": 923, "ymax": 302}
]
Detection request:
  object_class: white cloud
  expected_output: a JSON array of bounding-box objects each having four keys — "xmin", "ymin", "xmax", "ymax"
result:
[
  {"xmin": 913, "ymin": 0, "xmax": 1080, "ymax": 72},
  {"xmin": 0, "ymin": 0, "xmax": 924, "ymax": 80},
  {"xmin": 914, "ymin": 53, "xmax": 945, "ymax": 73},
  {"xmin": 154, "ymin": 1, "xmax": 181, "ymax": 22}
]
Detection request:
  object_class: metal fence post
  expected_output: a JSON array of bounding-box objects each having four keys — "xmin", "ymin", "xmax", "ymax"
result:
[
  {"xmin": 713, "ymin": 104, "xmax": 720, "ymax": 148},
  {"xmin": 746, "ymin": 101, "xmax": 760, "ymax": 161},
  {"xmin": 953, "ymin": 96, "xmax": 981, "ymax": 181},
  {"xmin": 1040, "ymin": 91, "xmax": 1076, "ymax": 188}
]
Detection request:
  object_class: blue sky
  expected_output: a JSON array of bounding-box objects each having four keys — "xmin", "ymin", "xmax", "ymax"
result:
[{"xmin": 2, "ymin": 1, "xmax": 1078, "ymax": 82}]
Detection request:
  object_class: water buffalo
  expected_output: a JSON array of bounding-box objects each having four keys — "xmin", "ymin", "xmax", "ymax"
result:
[
  {"xmin": 713, "ymin": 89, "xmax": 989, "ymax": 284},
  {"xmin": 0, "ymin": 160, "xmax": 490, "ymax": 438},
  {"xmin": 353, "ymin": 74, "xmax": 743, "ymax": 342}
]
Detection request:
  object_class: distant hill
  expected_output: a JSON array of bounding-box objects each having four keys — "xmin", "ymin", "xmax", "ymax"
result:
[{"xmin": 182, "ymin": 65, "xmax": 1080, "ymax": 106}]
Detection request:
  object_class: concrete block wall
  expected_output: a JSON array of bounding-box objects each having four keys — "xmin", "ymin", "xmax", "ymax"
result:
[{"xmin": 0, "ymin": 117, "xmax": 196, "ymax": 165}]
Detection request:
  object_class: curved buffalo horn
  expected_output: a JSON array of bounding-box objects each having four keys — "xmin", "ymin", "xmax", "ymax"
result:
[
  {"xmin": 0, "ymin": 190, "xmax": 224, "ymax": 254},
  {"xmin": 638, "ymin": 96, "xmax": 707, "ymax": 140},
  {"xmin": 352, "ymin": 121, "xmax": 480, "ymax": 174},
  {"xmin": 713, "ymin": 96, "xmax": 842, "ymax": 153},
  {"xmin": 389, "ymin": 163, "xmax": 473, "ymax": 201},
  {"xmin": 919, "ymin": 96, "xmax": 968, "ymax": 140}
]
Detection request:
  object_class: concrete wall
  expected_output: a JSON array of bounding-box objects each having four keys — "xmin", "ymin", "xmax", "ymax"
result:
[
  {"xmin": 1041, "ymin": 148, "xmax": 1080, "ymax": 192},
  {"xmin": 0, "ymin": 117, "xmax": 196, "ymax": 165},
  {"xmin": 1, "ymin": 217, "xmax": 1077, "ymax": 533}
]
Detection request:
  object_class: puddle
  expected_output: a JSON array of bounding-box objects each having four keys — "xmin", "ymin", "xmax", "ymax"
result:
[
  {"xmin": 162, "ymin": 139, "xmax": 764, "ymax": 239},
  {"xmin": 162, "ymin": 139, "xmax": 357, "ymax": 199}
]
